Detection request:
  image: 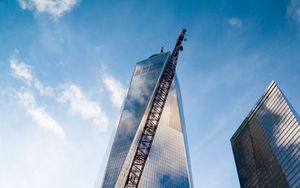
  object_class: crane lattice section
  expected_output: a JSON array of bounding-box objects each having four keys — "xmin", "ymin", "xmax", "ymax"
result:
[{"xmin": 124, "ymin": 29, "xmax": 187, "ymax": 188}]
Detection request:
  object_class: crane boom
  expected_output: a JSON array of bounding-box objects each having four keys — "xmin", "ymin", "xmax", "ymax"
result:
[{"xmin": 124, "ymin": 29, "xmax": 187, "ymax": 188}]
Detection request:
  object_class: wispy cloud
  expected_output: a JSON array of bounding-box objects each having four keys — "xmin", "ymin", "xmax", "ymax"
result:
[
  {"xmin": 17, "ymin": 0, "xmax": 79, "ymax": 18},
  {"xmin": 102, "ymin": 73, "xmax": 126, "ymax": 108},
  {"xmin": 287, "ymin": 0, "xmax": 300, "ymax": 23},
  {"xmin": 10, "ymin": 56, "xmax": 53, "ymax": 96},
  {"xmin": 17, "ymin": 90, "xmax": 64, "ymax": 138},
  {"xmin": 9, "ymin": 56, "xmax": 110, "ymax": 133},
  {"xmin": 10, "ymin": 57, "xmax": 33, "ymax": 84},
  {"xmin": 58, "ymin": 84, "xmax": 109, "ymax": 131},
  {"xmin": 227, "ymin": 17, "xmax": 242, "ymax": 27},
  {"xmin": 34, "ymin": 79, "xmax": 53, "ymax": 96}
]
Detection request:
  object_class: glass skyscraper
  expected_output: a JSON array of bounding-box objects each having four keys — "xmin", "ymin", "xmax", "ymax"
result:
[
  {"xmin": 231, "ymin": 81, "xmax": 300, "ymax": 188},
  {"xmin": 101, "ymin": 52, "xmax": 193, "ymax": 188}
]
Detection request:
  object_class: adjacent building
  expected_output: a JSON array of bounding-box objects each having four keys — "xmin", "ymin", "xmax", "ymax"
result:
[
  {"xmin": 231, "ymin": 81, "xmax": 300, "ymax": 188},
  {"xmin": 101, "ymin": 52, "xmax": 193, "ymax": 188}
]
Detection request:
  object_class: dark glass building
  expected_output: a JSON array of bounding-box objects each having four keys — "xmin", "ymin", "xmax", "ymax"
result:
[
  {"xmin": 101, "ymin": 52, "xmax": 193, "ymax": 188},
  {"xmin": 231, "ymin": 81, "xmax": 300, "ymax": 188}
]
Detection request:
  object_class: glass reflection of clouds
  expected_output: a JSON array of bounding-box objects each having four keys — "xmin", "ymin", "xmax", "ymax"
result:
[
  {"xmin": 102, "ymin": 52, "xmax": 193, "ymax": 188},
  {"xmin": 231, "ymin": 81, "xmax": 300, "ymax": 188},
  {"xmin": 136, "ymin": 79, "xmax": 191, "ymax": 188}
]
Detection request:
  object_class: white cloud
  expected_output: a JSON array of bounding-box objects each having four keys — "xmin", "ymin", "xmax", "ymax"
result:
[
  {"xmin": 288, "ymin": 0, "xmax": 300, "ymax": 23},
  {"xmin": 17, "ymin": 91, "xmax": 64, "ymax": 138},
  {"xmin": 17, "ymin": 0, "xmax": 79, "ymax": 18},
  {"xmin": 10, "ymin": 57, "xmax": 53, "ymax": 96},
  {"xmin": 9, "ymin": 56, "xmax": 109, "ymax": 133},
  {"xmin": 102, "ymin": 73, "xmax": 126, "ymax": 108},
  {"xmin": 228, "ymin": 17, "xmax": 242, "ymax": 27},
  {"xmin": 10, "ymin": 57, "xmax": 33, "ymax": 84},
  {"xmin": 58, "ymin": 84, "xmax": 109, "ymax": 131},
  {"xmin": 34, "ymin": 79, "xmax": 54, "ymax": 96}
]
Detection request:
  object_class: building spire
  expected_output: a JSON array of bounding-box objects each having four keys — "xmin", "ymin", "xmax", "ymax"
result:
[{"xmin": 160, "ymin": 46, "xmax": 164, "ymax": 53}]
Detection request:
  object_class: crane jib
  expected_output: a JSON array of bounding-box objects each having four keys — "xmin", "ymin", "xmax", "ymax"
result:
[{"xmin": 123, "ymin": 29, "xmax": 187, "ymax": 188}]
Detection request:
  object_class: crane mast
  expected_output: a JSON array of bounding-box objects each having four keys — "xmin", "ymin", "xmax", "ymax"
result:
[{"xmin": 124, "ymin": 29, "xmax": 187, "ymax": 188}]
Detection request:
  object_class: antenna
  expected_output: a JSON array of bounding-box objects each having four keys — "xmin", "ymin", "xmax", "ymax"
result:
[{"xmin": 160, "ymin": 46, "xmax": 164, "ymax": 53}]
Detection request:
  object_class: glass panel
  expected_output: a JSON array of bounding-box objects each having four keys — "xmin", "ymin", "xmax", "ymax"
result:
[{"xmin": 231, "ymin": 82, "xmax": 300, "ymax": 187}]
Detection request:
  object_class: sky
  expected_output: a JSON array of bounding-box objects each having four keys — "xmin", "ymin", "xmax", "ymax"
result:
[{"xmin": 1, "ymin": 0, "xmax": 300, "ymax": 187}]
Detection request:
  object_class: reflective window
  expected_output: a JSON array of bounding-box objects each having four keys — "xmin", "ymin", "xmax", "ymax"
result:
[
  {"xmin": 231, "ymin": 81, "xmax": 300, "ymax": 188},
  {"xmin": 101, "ymin": 53, "xmax": 193, "ymax": 188}
]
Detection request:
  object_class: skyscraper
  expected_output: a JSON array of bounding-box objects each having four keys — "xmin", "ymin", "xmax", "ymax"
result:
[
  {"xmin": 101, "ymin": 52, "xmax": 193, "ymax": 188},
  {"xmin": 231, "ymin": 81, "xmax": 300, "ymax": 188}
]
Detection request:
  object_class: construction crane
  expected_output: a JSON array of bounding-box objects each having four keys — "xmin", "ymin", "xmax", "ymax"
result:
[{"xmin": 124, "ymin": 29, "xmax": 187, "ymax": 188}]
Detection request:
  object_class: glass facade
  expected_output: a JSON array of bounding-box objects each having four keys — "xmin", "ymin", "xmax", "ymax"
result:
[
  {"xmin": 231, "ymin": 81, "xmax": 300, "ymax": 188},
  {"xmin": 101, "ymin": 53, "xmax": 193, "ymax": 188}
]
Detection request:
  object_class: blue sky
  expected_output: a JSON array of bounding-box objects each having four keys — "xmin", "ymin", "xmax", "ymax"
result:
[{"xmin": 1, "ymin": 0, "xmax": 300, "ymax": 187}]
